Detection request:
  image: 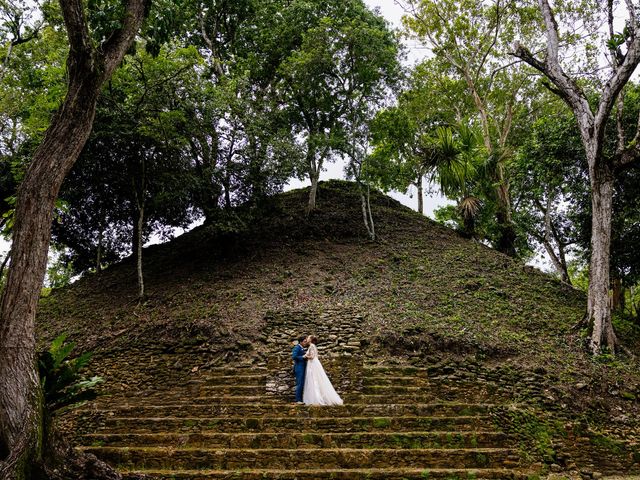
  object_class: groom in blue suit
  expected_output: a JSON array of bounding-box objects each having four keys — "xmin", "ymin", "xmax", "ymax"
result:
[{"xmin": 292, "ymin": 335, "xmax": 309, "ymax": 404}]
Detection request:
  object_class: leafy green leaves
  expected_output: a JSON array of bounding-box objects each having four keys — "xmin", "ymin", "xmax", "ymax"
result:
[{"xmin": 38, "ymin": 333, "xmax": 103, "ymax": 413}]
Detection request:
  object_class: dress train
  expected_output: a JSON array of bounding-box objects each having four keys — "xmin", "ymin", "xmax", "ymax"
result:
[{"xmin": 303, "ymin": 344, "xmax": 343, "ymax": 406}]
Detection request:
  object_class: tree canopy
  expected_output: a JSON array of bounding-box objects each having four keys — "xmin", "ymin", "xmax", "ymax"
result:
[{"xmin": 0, "ymin": 0, "xmax": 639, "ymax": 350}]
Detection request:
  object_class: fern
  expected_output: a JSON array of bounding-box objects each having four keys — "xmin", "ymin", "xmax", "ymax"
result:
[{"xmin": 38, "ymin": 334, "xmax": 103, "ymax": 413}]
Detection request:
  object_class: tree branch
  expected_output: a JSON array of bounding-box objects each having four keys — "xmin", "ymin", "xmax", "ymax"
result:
[
  {"xmin": 473, "ymin": 0, "xmax": 502, "ymax": 86},
  {"xmin": 539, "ymin": 0, "xmax": 560, "ymax": 63},
  {"xmin": 512, "ymin": 0, "xmax": 590, "ymax": 118},
  {"xmin": 59, "ymin": 0, "xmax": 93, "ymax": 57},
  {"xmin": 101, "ymin": 0, "xmax": 149, "ymax": 75}
]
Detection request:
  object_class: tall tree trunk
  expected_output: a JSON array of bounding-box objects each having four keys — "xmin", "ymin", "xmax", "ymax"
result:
[
  {"xmin": 0, "ymin": 0, "xmax": 146, "ymax": 475},
  {"xmin": 588, "ymin": 163, "xmax": 617, "ymax": 354},
  {"xmin": 357, "ymin": 181, "xmax": 375, "ymax": 241},
  {"xmin": 537, "ymin": 195, "xmax": 572, "ymax": 285},
  {"xmin": 131, "ymin": 210, "xmax": 139, "ymax": 266},
  {"xmin": 132, "ymin": 158, "xmax": 146, "ymax": 301},
  {"xmin": 514, "ymin": 0, "xmax": 640, "ymax": 354},
  {"xmin": 306, "ymin": 141, "xmax": 320, "ymax": 213},
  {"xmin": 416, "ymin": 175, "xmax": 424, "ymax": 215},
  {"xmin": 366, "ymin": 183, "xmax": 375, "ymax": 241},
  {"xmin": 495, "ymin": 207, "xmax": 517, "ymax": 257},
  {"xmin": 0, "ymin": 67, "xmax": 102, "ymax": 480},
  {"xmin": 136, "ymin": 204, "xmax": 144, "ymax": 301},
  {"xmin": 462, "ymin": 213, "xmax": 475, "ymax": 238},
  {"xmin": 308, "ymin": 170, "xmax": 320, "ymax": 213},
  {"xmin": 495, "ymin": 166, "xmax": 516, "ymax": 257}
]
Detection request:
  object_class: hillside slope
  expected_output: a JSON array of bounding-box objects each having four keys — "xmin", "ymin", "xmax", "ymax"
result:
[
  {"xmin": 38, "ymin": 180, "xmax": 588, "ymax": 356},
  {"xmin": 38, "ymin": 180, "xmax": 640, "ymax": 475}
]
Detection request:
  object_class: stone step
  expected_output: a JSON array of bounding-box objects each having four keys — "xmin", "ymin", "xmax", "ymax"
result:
[
  {"xmin": 120, "ymin": 468, "xmax": 529, "ymax": 480},
  {"xmin": 361, "ymin": 376, "xmax": 430, "ymax": 386},
  {"xmin": 86, "ymin": 403, "xmax": 491, "ymax": 419},
  {"xmin": 361, "ymin": 385, "xmax": 436, "ymax": 394},
  {"xmin": 363, "ymin": 366, "xmax": 432, "ymax": 375},
  {"xmin": 187, "ymin": 375, "xmax": 269, "ymax": 386},
  {"xmin": 89, "ymin": 393, "xmax": 449, "ymax": 407},
  {"xmin": 195, "ymin": 385, "xmax": 270, "ymax": 395},
  {"xmin": 198, "ymin": 367, "xmax": 269, "ymax": 375},
  {"xmin": 194, "ymin": 384, "xmax": 436, "ymax": 396},
  {"xmin": 81, "ymin": 430, "xmax": 511, "ymax": 449},
  {"xmin": 80, "ymin": 446, "xmax": 517, "ymax": 470},
  {"xmin": 184, "ymin": 374, "xmax": 431, "ymax": 388},
  {"xmin": 98, "ymin": 415, "xmax": 496, "ymax": 433}
]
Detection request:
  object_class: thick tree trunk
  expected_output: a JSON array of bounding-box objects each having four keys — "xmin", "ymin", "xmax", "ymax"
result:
[
  {"xmin": 0, "ymin": 70, "xmax": 101, "ymax": 477},
  {"xmin": 588, "ymin": 163, "xmax": 617, "ymax": 354},
  {"xmin": 0, "ymin": 0, "xmax": 146, "ymax": 475},
  {"xmin": 513, "ymin": 0, "xmax": 640, "ymax": 354}
]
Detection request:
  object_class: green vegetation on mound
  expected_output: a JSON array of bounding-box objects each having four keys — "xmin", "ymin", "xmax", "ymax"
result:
[
  {"xmin": 38, "ymin": 181, "xmax": 640, "ymax": 436},
  {"xmin": 37, "ymin": 180, "xmax": 590, "ymax": 353}
]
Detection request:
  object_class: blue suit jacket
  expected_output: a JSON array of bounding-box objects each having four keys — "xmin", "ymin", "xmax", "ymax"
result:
[{"xmin": 292, "ymin": 344, "xmax": 307, "ymax": 374}]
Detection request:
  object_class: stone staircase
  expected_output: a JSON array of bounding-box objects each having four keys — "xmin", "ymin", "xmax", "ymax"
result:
[{"xmin": 70, "ymin": 309, "xmax": 536, "ymax": 479}]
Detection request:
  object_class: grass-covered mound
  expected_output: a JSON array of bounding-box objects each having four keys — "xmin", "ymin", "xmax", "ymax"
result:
[
  {"xmin": 37, "ymin": 180, "xmax": 636, "ymax": 358},
  {"xmin": 38, "ymin": 180, "xmax": 640, "ymax": 470}
]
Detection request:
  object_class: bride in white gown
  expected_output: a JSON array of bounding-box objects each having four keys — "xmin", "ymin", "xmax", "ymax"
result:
[{"xmin": 303, "ymin": 335, "xmax": 343, "ymax": 406}]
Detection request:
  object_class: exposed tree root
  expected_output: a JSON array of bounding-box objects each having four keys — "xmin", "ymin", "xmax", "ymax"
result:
[{"xmin": 41, "ymin": 427, "xmax": 121, "ymax": 480}]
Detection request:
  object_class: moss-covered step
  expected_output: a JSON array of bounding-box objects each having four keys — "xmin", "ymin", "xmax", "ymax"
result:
[
  {"xmin": 192, "ymin": 385, "xmax": 270, "ymax": 395},
  {"xmin": 362, "ymin": 366, "xmax": 433, "ymax": 375},
  {"xmin": 95, "ymin": 393, "xmax": 301, "ymax": 406},
  {"xmin": 185, "ymin": 375, "xmax": 269, "ymax": 386},
  {"xmin": 361, "ymin": 376, "xmax": 431, "ymax": 386},
  {"xmin": 97, "ymin": 415, "xmax": 496, "ymax": 433},
  {"xmin": 79, "ymin": 446, "xmax": 518, "ymax": 470},
  {"xmin": 91, "ymin": 402, "xmax": 492, "ymax": 419},
  {"xmin": 92, "ymin": 393, "xmax": 448, "ymax": 407},
  {"xmin": 198, "ymin": 367, "xmax": 269, "ymax": 375},
  {"xmin": 80, "ymin": 430, "xmax": 511, "ymax": 449},
  {"xmin": 119, "ymin": 467, "xmax": 531, "ymax": 480},
  {"xmin": 191, "ymin": 384, "xmax": 476, "ymax": 396}
]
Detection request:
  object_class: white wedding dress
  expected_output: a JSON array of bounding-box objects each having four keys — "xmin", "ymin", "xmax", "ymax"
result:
[{"xmin": 303, "ymin": 344, "xmax": 343, "ymax": 406}]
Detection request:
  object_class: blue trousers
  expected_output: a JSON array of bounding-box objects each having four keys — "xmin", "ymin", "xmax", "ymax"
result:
[{"xmin": 295, "ymin": 367, "xmax": 306, "ymax": 402}]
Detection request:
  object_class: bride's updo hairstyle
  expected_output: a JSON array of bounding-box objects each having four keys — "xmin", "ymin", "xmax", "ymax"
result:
[{"xmin": 309, "ymin": 335, "xmax": 318, "ymax": 345}]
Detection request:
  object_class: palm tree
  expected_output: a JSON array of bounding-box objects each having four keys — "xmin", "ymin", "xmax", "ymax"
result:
[{"xmin": 422, "ymin": 124, "xmax": 484, "ymax": 238}]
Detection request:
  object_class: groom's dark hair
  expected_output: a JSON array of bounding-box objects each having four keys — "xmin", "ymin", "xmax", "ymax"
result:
[{"xmin": 297, "ymin": 335, "xmax": 308, "ymax": 343}]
